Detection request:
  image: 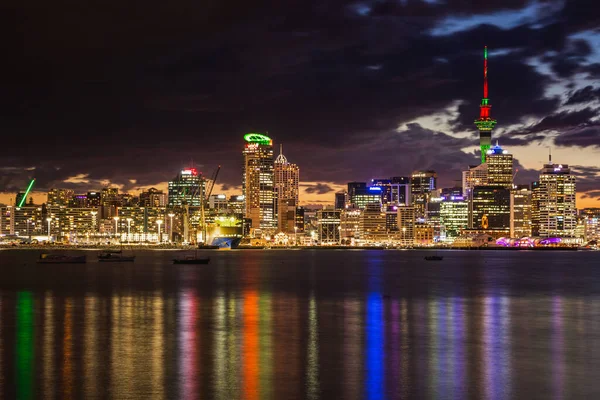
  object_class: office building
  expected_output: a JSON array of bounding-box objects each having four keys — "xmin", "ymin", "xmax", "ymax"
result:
[
  {"xmin": 440, "ymin": 198, "xmax": 469, "ymax": 240},
  {"xmin": 334, "ymin": 192, "xmax": 347, "ymax": 210},
  {"xmin": 274, "ymin": 145, "xmax": 300, "ymax": 233},
  {"xmin": 360, "ymin": 204, "xmax": 387, "ymax": 241},
  {"xmin": 243, "ymin": 133, "xmax": 275, "ymax": 232},
  {"xmin": 471, "ymin": 186, "xmax": 510, "ymax": 230},
  {"xmin": 140, "ymin": 188, "xmax": 167, "ymax": 208},
  {"xmin": 532, "ymin": 161, "xmax": 577, "ymax": 237},
  {"xmin": 391, "ymin": 176, "xmax": 411, "ymax": 206},
  {"xmin": 397, "ymin": 206, "xmax": 416, "ymax": 246},
  {"xmin": 462, "ymin": 164, "xmax": 488, "ymax": 197},
  {"xmin": 486, "ymin": 142, "xmax": 513, "ymax": 187},
  {"xmin": 317, "ymin": 209, "xmax": 340, "ymax": 245},
  {"xmin": 47, "ymin": 189, "xmax": 75, "ymax": 207},
  {"xmin": 511, "ymin": 185, "xmax": 532, "ymax": 238},
  {"xmin": 370, "ymin": 179, "xmax": 393, "ymax": 204},
  {"xmin": 168, "ymin": 168, "xmax": 204, "ymax": 207},
  {"xmin": 411, "ymin": 170, "xmax": 437, "ymax": 220},
  {"xmin": 227, "ymin": 195, "xmax": 245, "ymax": 215}
]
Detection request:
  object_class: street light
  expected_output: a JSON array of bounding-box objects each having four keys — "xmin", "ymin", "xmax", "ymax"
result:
[
  {"xmin": 46, "ymin": 217, "xmax": 52, "ymax": 242},
  {"xmin": 168, "ymin": 213, "xmax": 175, "ymax": 243},
  {"xmin": 126, "ymin": 218, "xmax": 132, "ymax": 243},
  {"xmin": 26, "ymin": 218, "xmax": 31, "ymax": 240},
  {"xmin": 402, "ymin": 227, "xmax": 406, "ymax": 247},
  {"xmin": 113, "ymin": 216, "xmax": 120, "ymax": 240},
  {"xmin": 156, "ymin": 219, "xmax": 163, "ymax": 243},
  {"xmin": 294, "ymin": 226, "xmax": 298, "ymax": 246}
]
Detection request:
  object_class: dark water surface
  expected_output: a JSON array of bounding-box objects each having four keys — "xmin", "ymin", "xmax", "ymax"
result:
[{"xmin": 1, "ymin": 249, "xmax": 600, "ymax": 399}]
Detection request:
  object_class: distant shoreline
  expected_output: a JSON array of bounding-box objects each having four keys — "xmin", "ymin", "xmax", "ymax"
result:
[{"xmin": 0, "ymin": 245, "xmax": 584, "ymax": 251}]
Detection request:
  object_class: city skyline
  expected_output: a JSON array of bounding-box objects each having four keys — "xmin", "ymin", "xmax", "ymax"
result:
[{"xmin": 2, "ymin": 1, "xmax": 600, "ymax": 208}]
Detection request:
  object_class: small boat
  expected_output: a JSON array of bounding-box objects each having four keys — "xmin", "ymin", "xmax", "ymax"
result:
[
  {"xmin": 98, "ymin": 250, "xmax": 122, "ymax": 259},
  {"xmin": 37, "ymin": 254, "xmax": 87, "ymax": 264},
  {"xmin": 173, "ymin": 256, "xmax": 210, "ymax": 265},
  {"xmin": 424, "ymin": 255, "xmax": 444, "ymax": 261},
  {"xmin": 98, "ymin": 252, "xmax": 135, "ymax": 262}
]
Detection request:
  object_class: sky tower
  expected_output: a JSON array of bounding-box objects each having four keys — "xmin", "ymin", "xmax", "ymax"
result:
[{"xmin": 474, "ymin": 46, "xmax": 497, "ymax": 163}]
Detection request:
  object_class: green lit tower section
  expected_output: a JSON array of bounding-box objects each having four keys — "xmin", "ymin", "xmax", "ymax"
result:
[{"xmin": 474, "ymin": 46, "xmax": 497, "ymax": 163}]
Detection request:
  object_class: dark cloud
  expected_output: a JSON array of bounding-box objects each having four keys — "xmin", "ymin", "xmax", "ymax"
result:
[
  {"xmin": 303, "ymin": 183, "xmax": 335, "ymax": 195},
  {"xmin": 1, "ymin": 0, "xmax": 600, "ymax": 198},
  {"xmin": 514, "ymin": 107, "xmax": 599, "ymax": 135},
  {"xmin": 581, "ymin": 190, "xmax": 600, "ymax": 200},
  {"xmin": 555, "ymin": 125, "xmax": 600, "ymax": 147},
  {"xmin": 565, "ymin": 86, "xmax": 600, "ymax": 105}
]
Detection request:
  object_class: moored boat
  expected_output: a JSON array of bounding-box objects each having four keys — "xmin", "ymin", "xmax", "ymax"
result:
[
  {"xmin": 98, "ymin": 252, "xmax": 135, "ymax": 262},
  {"xmin": 424, "ymin": 255, "xmax": 444, "ymax": 261},
  {"xmin": 173, "ymin": 256, "xmax": 210, "ymax": 265},
  {"xmin": 37, "ymin": 254, "xmax": 87, "ymax": 264}
]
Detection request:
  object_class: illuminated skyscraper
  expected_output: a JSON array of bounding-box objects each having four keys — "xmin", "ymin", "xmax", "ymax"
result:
[
  {"xmin": 474, "ymin": 46, "xmax": 497, "ymax": 163},
  {"xmin": 471, "ymin": 186, "xmax": 511, "ymax": 230},
  {"xmin": 486, "ymin": 142, "xmax": 513, "ymax": 187},
  {"xmin": 462, "ymin": 163, "xmax": 488, "ymax": 197},
  {"xmin": 274, "ymin": 145, "xmax": 299, "ymax": 233},
  {"xmin": 510, "ymin": 184, "xmax": 532, "ymax": 238},
  {"xmin": 47, "ymin": 189, "xmax": 75, "ymax": 207},
  {"xmin": 243, "ymin": 133, "xmax": 275, "ymax": 232},
  {"xmin": 411, "ymin": 170, "xmax": 437, "ymax": 220},
  {"xmin": 168, "ymin": 168, "xmax": 204, "ymax": 207},
  {"xmin": 532, "ymin": 160, "xmax": 577, "ymax": 237}
]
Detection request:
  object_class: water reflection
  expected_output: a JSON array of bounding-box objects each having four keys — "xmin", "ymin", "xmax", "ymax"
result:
[
  {"xmin": 17, "ymin": 291, "xmax": 34, "ymax": 400},
  {"xmin": 1, "ymin": 252, "xmax": 600, "ymax": 399}
]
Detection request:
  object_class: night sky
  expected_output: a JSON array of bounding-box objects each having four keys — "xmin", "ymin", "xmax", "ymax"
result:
[{"xmin": 2, "ymin": 0, "xmax": 600, "ymax": 206}]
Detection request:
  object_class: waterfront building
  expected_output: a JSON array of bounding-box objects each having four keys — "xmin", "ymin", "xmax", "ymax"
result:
[
  {"xmin": 415, "ymin": 224, "xmax": 434, "ymax": 246},
  {"xmin": 360, "ymin": 204, "xmax": 387, "ymax": 242},
  {"xmin": 471, "ymin": 186, "xmax": 510, "ymax": 230},
  {"xmin": 440, "ymin": 198, "xmax": 469, "ymax": 240},
  {"xmin": 100, "ymin": 187, "xmax": 120, "ymax": 219},
  {"xmin": 117, "ymin": 206, "xmax": 167, "ymax": 241},
  {"xmin": 46, "ymin": 207, "xmax": 98, "ymax": 241},
  {"xmin": 0, "ymin": 206, "xmax": 13, "ymax": 235},
  {"xmin": 243, "ymin": 133, "xmax": 275, "ymax": 233},
  {"xmin": 532, "ymin": 161, "xmax": 577, "ymax": 237},
  {"xmin": 316, "ymin": 209, "xmax": 340, "ymax": 245},
  {"xmin": 13, "ymin": 206, "xmax": 44, "ymax": 237},
  {"xmin": 340, "ymin": 209, "xmax": 361, "ymax": 241},
  {"xmin": 581, "ymin": 209, "xmax": 600, "ymax": 242},
  {"xmin": 510, "ymin": 184, "xmax": 532, "ymax": 238},
  {"xmin": 274, "ymin": 145, "xmax": 300, "ymax": 233},
  {"xmin": 397, "ymin": 206, "xmax": 416, "ymax": 246}
]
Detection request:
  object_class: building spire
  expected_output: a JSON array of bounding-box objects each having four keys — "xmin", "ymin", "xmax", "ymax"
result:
[
  {"xmin": 474, "ymin": 45, "xmax": 497, "ymax": 163},
  {"xmin": 484, "ymin": 45, "xmax": 488, "ymax": 99},
  {"xmin": 275, "ymin": 143, "xmax": 288, "ymax": 164}
]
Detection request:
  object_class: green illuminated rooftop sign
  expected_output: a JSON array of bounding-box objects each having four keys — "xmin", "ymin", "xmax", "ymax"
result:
[{"xmin": 244, "ymin": 133, "xmax": 272, "ymax": 145}]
